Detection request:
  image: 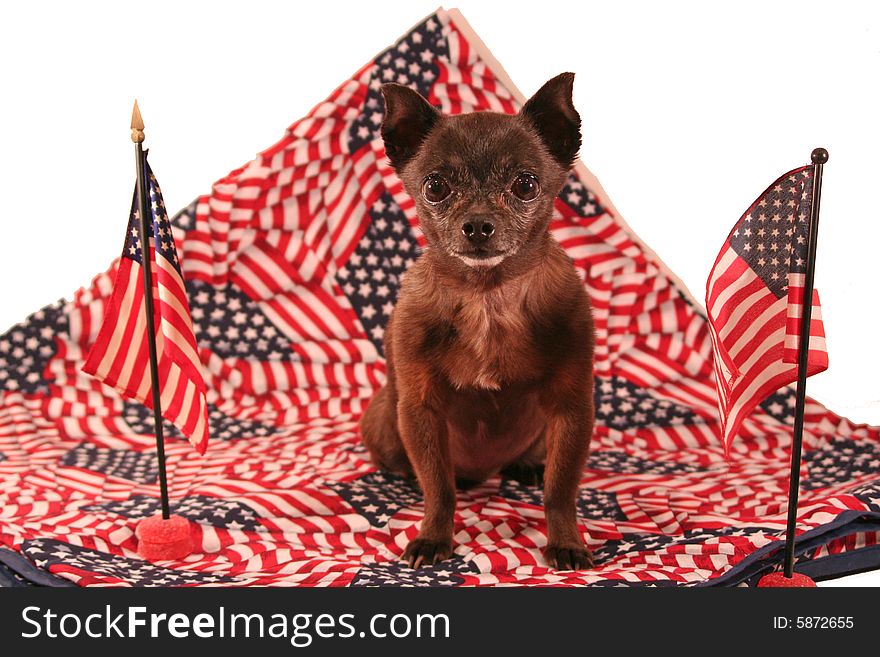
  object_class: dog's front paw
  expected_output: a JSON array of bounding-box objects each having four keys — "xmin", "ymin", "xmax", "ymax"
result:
[
  {"xmin": 544, "ymin": 543, "xmax": 594, "ymax": 571},
  {"xmin": 403, "ymin": 537, "xmax": 453, "ymax": 569}
]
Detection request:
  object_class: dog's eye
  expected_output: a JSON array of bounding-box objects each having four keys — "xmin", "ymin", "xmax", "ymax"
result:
[
  {"xmin": 510, "ymin": 173, "xmax": 540, "ymax": 201},
  {"xmin": 422, "ymin": 174, "xmax": 452, "ymax": 204}
]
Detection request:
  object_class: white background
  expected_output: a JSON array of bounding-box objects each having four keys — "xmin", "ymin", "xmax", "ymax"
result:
[{"xmin": 1, "ymin": 1, "xmax": 878, "ymax": 585}]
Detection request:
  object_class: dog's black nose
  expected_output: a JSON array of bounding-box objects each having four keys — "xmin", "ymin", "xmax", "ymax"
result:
[{"xmin": 461, "ymin": 220, "xmax": 495, "ymax": 243}]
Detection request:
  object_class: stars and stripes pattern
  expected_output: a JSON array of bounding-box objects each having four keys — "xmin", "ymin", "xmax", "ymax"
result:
[
  {"xmin": 0, "ymin": 9, "xmax": 878, "ymax": 588},
  {"xmin": 707, "ymin": 166, "xmax": 829, "ymax": 449},
  {"xmin": 81, "ymin": 156, "xmax": 210, "ymax": 454}
]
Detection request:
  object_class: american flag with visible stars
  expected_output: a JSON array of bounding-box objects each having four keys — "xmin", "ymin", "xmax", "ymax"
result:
[
  {"xmin": 82, "ymin": 156, "xmax": 210, "ymax": 454},
  {"xmin": 707, "ymin": 166, "xmax": 829, "ymax": 449},
  {"xmin": 1, "ymin": 9, "xmax": 879, "ymax": 588}
]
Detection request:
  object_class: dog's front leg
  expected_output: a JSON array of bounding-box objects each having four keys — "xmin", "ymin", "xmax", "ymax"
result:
[
  {"xmin": 541, "ymin": 382, "xmax": 594, "ymax": 570},
  {"xmin": 397, "ymin": 394, "xmax": 455, "ymax": 568}
]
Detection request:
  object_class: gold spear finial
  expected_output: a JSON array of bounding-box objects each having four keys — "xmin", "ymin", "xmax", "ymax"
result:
[{"xmin": 131, "ymin": 100, "xmax": 145, "ymax": 143}]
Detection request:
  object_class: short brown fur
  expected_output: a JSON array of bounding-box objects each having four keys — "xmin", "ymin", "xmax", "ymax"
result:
[{"xmin": 359, "ymin": 73, "xmax": 596, "ymax": 570}]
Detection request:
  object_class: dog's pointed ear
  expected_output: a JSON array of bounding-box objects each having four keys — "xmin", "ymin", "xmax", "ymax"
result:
[
  {"xmin": 520, "ymin": 72, "xmax": 581, "ymax": 167},
  {"xmin": 381, "ymin": 84, "xmax": 440, "ymax": 170}
]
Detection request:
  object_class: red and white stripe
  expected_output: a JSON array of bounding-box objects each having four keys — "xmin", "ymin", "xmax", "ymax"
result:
[
  {"xmin": 82, "ymin": 236, "xmax": 210, "ymax": 453},
  {"xmin": 707, "ymin": 210, "xmax": 828, "ymax": 452},
  {"xmin": 784, "ymin": 275, "xmax": 827, "ymax": 365}
]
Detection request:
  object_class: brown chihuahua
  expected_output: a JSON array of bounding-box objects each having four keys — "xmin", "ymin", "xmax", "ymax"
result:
[{"xmin": 359, "ymin": 73, "xmax": 595, "ymax": 570}]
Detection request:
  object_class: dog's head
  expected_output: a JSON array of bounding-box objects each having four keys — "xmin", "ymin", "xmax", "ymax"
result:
[{"xmin": 380, "ymin": 73, "xmax": 581, "ymax": 272}]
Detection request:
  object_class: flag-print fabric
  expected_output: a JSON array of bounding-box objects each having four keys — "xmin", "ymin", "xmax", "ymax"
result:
[
  {"xmin": 82, "ymin": 155, "xmax": 210, "ymax": 454},
  {"xmin": 1, "ymin": 8, "xmax": 879, "ymax": 587},
  {"xmin": 707, "ymin": 165, "xmax": 829, "ymax": 450}
]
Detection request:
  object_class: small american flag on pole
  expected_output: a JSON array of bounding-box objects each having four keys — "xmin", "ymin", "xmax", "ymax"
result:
[
  {"xmin": 707, "ymin": 164, "xmax": 829, "ymax": 450},
  {"xmin": 82, "ymin": 154, "xmax": 209, "ymax": 453}
]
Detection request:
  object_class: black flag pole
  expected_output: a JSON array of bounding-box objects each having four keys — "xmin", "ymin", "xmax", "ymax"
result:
[
  {"xmin": 131, "ymin": 101, "xmax": 171, "ymax": 521},
  {"xmin": 780, "ymin": 146, "xmax": 828, "ymax": 579}
]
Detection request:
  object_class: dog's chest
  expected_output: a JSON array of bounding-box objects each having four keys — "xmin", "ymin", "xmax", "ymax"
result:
[{"xmin": 442, "ymin": 288, "xmax": 536, "ymax": 390}]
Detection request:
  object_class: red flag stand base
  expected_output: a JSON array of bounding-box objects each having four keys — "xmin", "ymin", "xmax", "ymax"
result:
[
  {"xmin": 135, "ymin": 514, "xmax": 194, "ymax": 561},
  {"xmin": 757, "ymin": 572, "xmax": 817, "ymax": 587}
]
